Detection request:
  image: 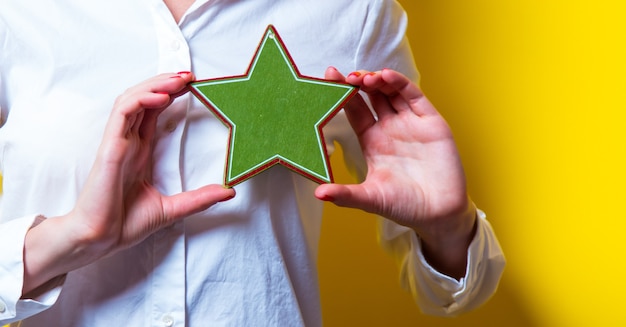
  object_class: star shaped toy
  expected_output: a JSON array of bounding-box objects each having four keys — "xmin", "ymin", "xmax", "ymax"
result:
[{"xmin": 191, "ymin": 25, "xmax": 358, "ymax": 187}]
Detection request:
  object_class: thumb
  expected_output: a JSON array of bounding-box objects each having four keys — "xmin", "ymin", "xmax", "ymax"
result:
[
  {"xmin": 315, "ymin": 183, "xmax": 377, "ymax": 214},
  {"xmin": 162, "ymin": 185, "xmax": 236, "ymax": 221}
]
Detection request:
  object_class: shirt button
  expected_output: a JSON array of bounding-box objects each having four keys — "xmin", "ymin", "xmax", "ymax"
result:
[
  {"xmin": 162, "ymin": 314, "xmax": 174, "ymax": 327},
  {"xmin": 0, "ymin": 300, "xmax": 6, "ymax": 313},
  {"xmin": 164, "ymin": 120, "xmax": 177, "ymax": 132},
  {"xmin": 169, "ymin": 39, "xmax": 181, "ymax": 51}
]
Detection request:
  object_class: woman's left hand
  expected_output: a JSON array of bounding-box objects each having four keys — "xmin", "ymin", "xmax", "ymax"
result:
[{"xmin": 315, "ymin": 67, "xmax": 476, "ymax": 278}]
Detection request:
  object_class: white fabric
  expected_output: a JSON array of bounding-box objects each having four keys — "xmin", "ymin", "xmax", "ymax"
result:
[{"xmin": 0, "ymin": 0, "xmax": 505, "ymax": 326}]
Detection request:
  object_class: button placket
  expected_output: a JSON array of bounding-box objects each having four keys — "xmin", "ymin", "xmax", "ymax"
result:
[
  {"xmin": 147, "ymin": 6, "xmax": 190, "ymax": 326},
  {"xmin": 150, "ymin": 1, "xmax": 191, "ymax": 73}
]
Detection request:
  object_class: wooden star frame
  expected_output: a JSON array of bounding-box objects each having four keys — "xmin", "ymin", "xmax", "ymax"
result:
[{"xmin": 190, "ymin": 25, "xmax": 358, "ymax": 187}]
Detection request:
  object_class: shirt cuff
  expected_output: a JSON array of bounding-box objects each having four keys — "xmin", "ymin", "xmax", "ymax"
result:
[
  {"xmin": 0, "ymin": 215, "xmax": 64, "ymax": 324},
  {"xmin": 378, "ymin": 209, "xmax": 506, "ymax": 316}
]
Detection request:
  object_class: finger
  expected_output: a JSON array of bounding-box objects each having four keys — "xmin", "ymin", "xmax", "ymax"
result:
[
  {"xmin": 349, "ymin": 69, "xmax": 435, "ymax": 117},
  {"xmin": 165, "ymin": 71, "xmax": 195, "ymax": 99},
  {"xmin": 362, "ymin": 89, "xmax": 397, "ymax": 121},
  {"xmin": 135, "ymin": 74, "xmax": 195, "ymax": 140},
  {"xmin": 342, "ymin": 93, "xmax": 377, "ymax": 137},
  {"xmin": 314, "ymin": 183, "xmax": 378, "ymax": 214},
  {"xmin": 324, "ymin": 67, "xmax": 378, "ymax": 137},
  {"xmin": 324, "ymin": 66, "xmax": 345, "ymax": 82},
  {"xmin": 344, "ymin": 70, "xmax": 398, "ymax": 121},
  {"xmin": 345, "ymin": 70, "xmax": 384, "ymax": 93},
  {"xmin": 162, "ymin": 185, "xmax": 236, "ymax": 221},
  {"xmin": 137, "ymin": 107, "xmax": 161, "ymax": 141},
  {"xmin": 378, "ymin": 69, "xmax": 437, "ymax": 117},
  {"xmin": 124, "ymin": 72, "xmax": 195, "ymax": 98},
  {"xmin": 115, "ymin": 72, "xmax": 194, "ymax": 111},
  {"xmin": 107, "ymin": 92, "xmax": 172, "ymax": 139},
  {"xmin": 130, "ymin": 109, "xmax": 145, "ymax": 136},
  {"xmin": 111, "ymin": 73, "xmax": 195, "ymax": 137}
]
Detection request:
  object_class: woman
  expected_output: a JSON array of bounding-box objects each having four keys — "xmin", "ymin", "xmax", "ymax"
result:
[{"xmin": 0, "ymin": 1, "xmax": 504, "ymax": 325}]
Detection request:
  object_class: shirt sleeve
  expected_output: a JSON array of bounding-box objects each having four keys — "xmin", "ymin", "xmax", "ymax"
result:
[
  {"xmin": 0, "ymin": 215, "xmax": 64, "ymax": 324},
  {"xmin": 325, "ymin": 0, "xmax": 506, "ymax": 316},
  {"xmin": 378, "ymin": 210, "xmax": 506, "ymax": 316},
  {"xmin": 1, "ymin": 17, "xmax": 63, "ymax": 324}
]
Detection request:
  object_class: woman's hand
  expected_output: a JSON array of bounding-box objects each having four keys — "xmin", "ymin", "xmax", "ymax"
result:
[
  {"xmin": 316, "ymin": 68, "xmax": 476, "ymax": 278},
  {"xmin": 22, "ymin": 72, "xmax": 235, "ymax": 296}
]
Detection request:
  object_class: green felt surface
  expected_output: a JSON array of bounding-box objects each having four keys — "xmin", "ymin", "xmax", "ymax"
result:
[{"xmin": 191, "ymin": 25, "xmax": 357, "ymax": 187}]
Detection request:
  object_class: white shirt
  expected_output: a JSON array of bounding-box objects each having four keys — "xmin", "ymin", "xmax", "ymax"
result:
[{"xmin": 0, "ymin": 0, "xmax": 505, "ymax": 326}]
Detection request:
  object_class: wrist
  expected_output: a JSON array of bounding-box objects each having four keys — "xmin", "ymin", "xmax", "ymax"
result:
[
  {"xmin": 22, "ymin": 213, "xmax": 104, "ymax": 296},
  {"xmin": 414, "ymin": 200, "xmax": 478, "ymax": 279}
]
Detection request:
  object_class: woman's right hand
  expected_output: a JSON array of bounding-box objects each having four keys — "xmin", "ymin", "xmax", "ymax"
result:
[{"xmin": 21, "ymin": 72, "xmax": 235, "ymax": 296}]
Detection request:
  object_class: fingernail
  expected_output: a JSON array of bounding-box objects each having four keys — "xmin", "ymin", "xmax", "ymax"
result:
[
  {"xmin": 220, "ymin": 193, "xmax": 236, "ymax": 202},
  {"xmin": 366, "ymin": 72, "xmax": 376, "ymax": 76},
  {"xmin": 319, "ymin": 194, "xmax": 335, "ymax": 202},
  {"xmin": 177, "ymin": 71, "xmax": 191, "ymax": 75},
  {"xmin": 347, "ymin": 72, "xmax": 361, "ymax": 78},
  {"xmin": 169, "ymin": 75, "xmax": 183, "ymax": 79}
]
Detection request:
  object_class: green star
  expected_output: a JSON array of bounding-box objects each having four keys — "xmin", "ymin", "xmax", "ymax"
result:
[{"xmin": 191, "ymin": 25, "xmax": 358, "ymax": 187}]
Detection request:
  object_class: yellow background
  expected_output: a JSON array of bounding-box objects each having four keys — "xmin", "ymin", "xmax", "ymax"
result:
[{"xmin": 318, "ymin": 0, "xmax": 626, "ymax": 326}]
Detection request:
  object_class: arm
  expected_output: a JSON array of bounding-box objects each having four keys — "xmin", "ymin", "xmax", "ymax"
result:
[{"xmin": 317, "ymin": 67, "xmax": 505, "ymax": 314}]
